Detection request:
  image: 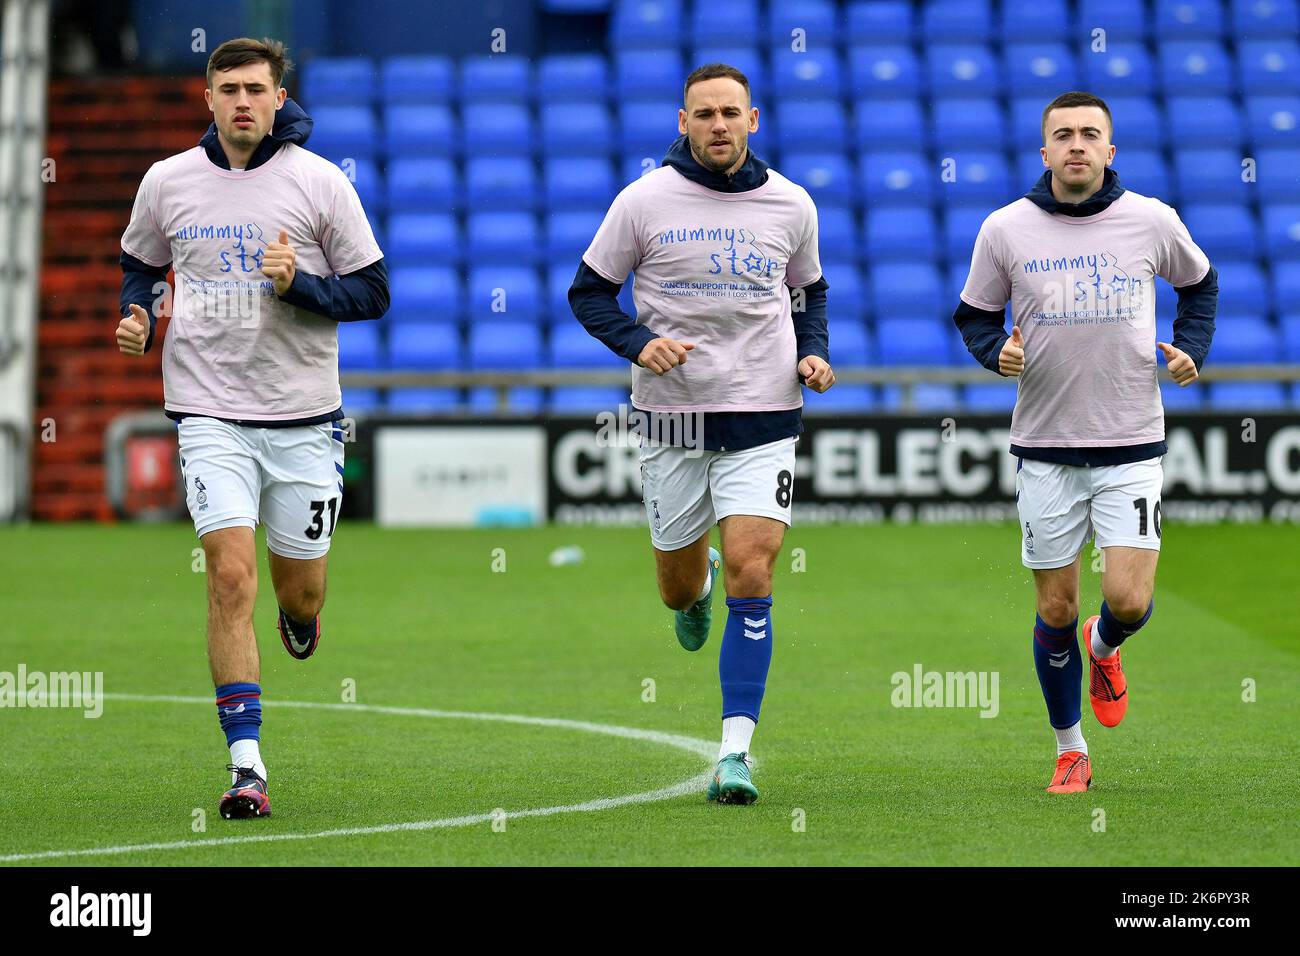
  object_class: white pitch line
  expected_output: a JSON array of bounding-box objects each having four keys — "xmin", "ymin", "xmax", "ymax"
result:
[{"xmin": 0, "ymin": 693, "xmax": 716, "ymax": 864}]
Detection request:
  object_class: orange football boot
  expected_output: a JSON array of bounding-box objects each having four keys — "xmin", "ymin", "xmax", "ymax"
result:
[
  {"xmin": 1083, "ymin": 614, "xmax": 1128, "ymax": 727},
  {"xmin": 1046, "ymin": 750, "xmax": 1092, "ymax": 793}
]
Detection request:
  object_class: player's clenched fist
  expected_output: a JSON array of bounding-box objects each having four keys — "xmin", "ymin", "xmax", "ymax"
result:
[
  {"xmin": 799, "ymin": 355, "xmax": 836, "ymax": 393},
  {"xmin": 1156, "ymin": 341, "xmax": 1198, "ymax": 386},
  {"xmin": 262, "ymin": 228, "xmax": 297, "ymax": 295},
  {"xmin": 999, "ymin": 325, "xmax": 1025, "ymax": 377},
  {"xmin": 638, "ymin": 337, "xmax": 695, "ymax": 375},
  {"xmin": 116, "ymin": 303, "xmax": 151, "ymax": 356}
]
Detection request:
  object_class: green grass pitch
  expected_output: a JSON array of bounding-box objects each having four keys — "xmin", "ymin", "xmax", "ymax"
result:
[{"xmin": 1, "ymin": 521, "xmax": 1296, "ymax": 866}]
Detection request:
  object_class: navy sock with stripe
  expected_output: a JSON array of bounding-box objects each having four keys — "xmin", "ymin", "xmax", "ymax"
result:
[
  {"xmin": 719, "ymin": 596, "xmax": 774, "ymax": 723},
  {"xmin": 1032, "ymin": 615, "xmax": 1081, "ymax": 729}
]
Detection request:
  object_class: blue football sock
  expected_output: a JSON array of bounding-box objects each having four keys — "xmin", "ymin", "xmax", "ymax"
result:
[
  {"xmin": 1097, "ymin": 599, "xmax": 1153, "ymax": 650},
  {"xmin": 1032, "ymin": 615, "xmax": 1081, "ymax": 729},
  {"xmin": 719, "ymin": 595, "xmax": 774, "ymax": 722},
  {"xmin": 215, "ymin": 682, "xmax": 262, "ymax": 746}
]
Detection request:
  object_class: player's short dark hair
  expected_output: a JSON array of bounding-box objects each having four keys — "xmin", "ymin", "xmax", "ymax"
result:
[
  {"xmin": 683, "ymin": 63, "xmax": 751, "ymax": 107},
  {"xmin": 206, "ymin": 37, "xmax": 292, "ymax": 89},
  {"xmin": 1041, "ymin": 91, "xmax": 1113, "ymax": 142}
]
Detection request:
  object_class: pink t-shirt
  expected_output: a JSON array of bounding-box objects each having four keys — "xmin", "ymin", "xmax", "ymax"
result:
[
  {"xmin": 960, "ymin": 190, "xmax": 1209, "ymax": 448},
  {"xmin": 120, "ymin": 143, "xmax": 383, "ymax": 421},
  {"xmin": 582, "ymin": 165, "xmax": 822, "ymax": 412}
]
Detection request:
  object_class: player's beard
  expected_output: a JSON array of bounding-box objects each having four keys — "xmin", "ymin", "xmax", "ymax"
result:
[{"xmin": 690, "ymin": 134, "xmax": 745, "ymax": 174}]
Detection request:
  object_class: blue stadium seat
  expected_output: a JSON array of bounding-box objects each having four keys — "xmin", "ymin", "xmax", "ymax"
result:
[
  {"xmin": 940, "ymin": 152, "xmax": 1013, "ymax": 205},
  {"xmin": 922, "ymin": 0, "xmax": 993, "ymax": 42},
  {"xmin": 1107, "ymin": 96, "xmax": 1164, "ymax": 149},
  {"xmin": 821, "ymin": 260, "xmax": 866, "ymax": 318},
  {"xmin": 340, "ymin": 158, "xmax": 383, "ymax": 214},
  {"xmin": 768, "ymin": 1, "xmax": 839, "ymax": 47},
  {"xmin": 1246, "ymin": 97, "xmax": 1300, "ymax": 148},
  {"xmin": 301, "ymin": 58, "xmax": 374, "ymax": 107},
  {"xmin": 548, "ymin": 324, "xmax": 629, "ymax": 367},
  {"xmin": 943, "ymin": 206, "xmax": 987, "ymax": 262},
  {"xmin": 1155, "ymin": 0, "xmax": 1225, "ymax": 38},
  {"xmin": 1257, "ymin": 148, "xmax": 1300, "ymax": 203},
  {"xmin": 932, "ymin": 99, "xmax": 1007, "ymax": 151},
  {"xmin": 538, "ymin": 54, "xmax": 609, "ymax": 101},
  {"xmin": 877, "ymin": 317, "xmax": 953, "ymax": 365},
  {"xmin": 926, "ymin": 45, "xmax": 1002, "ymax": 97},
  {"xmin": 1263, "ymin": 205, "xmax": 1300, "ymax": 258},
  {"xmin": 1272, "ymin": 261, "xmax": 1300, "ymax": 308},
  {"xmin": 1181, "ymin": 204, "xmax": 1259, "ymax": 259},
  {"xmin": 774, "ymin": 100, "xmax": 843, "ymax": 155},
  {"xmin": 544, "ymin": 159, "xmax": 616, "ymax": 208},
  {"xmin": 548, "ymin": 387, "xmax": 629, "ymax": 413},
  {"xmin": 1238, "ymin": 41, "xmax": 1300, "ymax": 96},
  {"xmin": 547, "ymin": 262, "xmax": 580, "ymax": 323},
  {"xmin": 1211, "ymin": 316, "xmax": 1279, "ymax": 363},
  {"xmin": 802, "ymin": 385, "xmax": 876, "ymax": 412},
  {"xmin": 1174, "ymin": 149, "xmax": 1254, "ymax": 203},
  {"xmin": 465, "ymin": 157, "xmax": 537, "ymax": 210},
  {"xmin": 691, "ymin": 47, "xmax": 767, "ymax": 93},
  {"xmin": 1016, "ymin": 152, "xmax": 1051, "ymax": 190},
  {"xmin": 541, "ymin": 103, "xmax": 613, "ymax": 155},
  {"xmin": 964, "ymin": 382, "xmax": 1018, "ymax": 411},
  {"xmin": 467, "ymin": 212, "xmax": 540, "ymax": 264},
  {"xmin": 866, "ymin": 206, "xmax": 938, "ymax": 260},
  {"xmin": 999, "ymin": 0, "xmax": 1069, "ymax": 41},
  {"xmin": 1009, "ymin": 98, "xmax": 1050, "ymax": 150},
  {"xmin": 1003, "ymin": 43, "xmax": 1079, "ymax": 95},
  {"xmin": 468, "ymin": 322, "xmax": 543, "ymax": 369},
  {"xmin": 387, "ymin": 324, "xmax": 462, "ymax": 370},
  {"xmin": 469, "ymin": 267, "xmax": 543, "ymax": 323},
  {"xmin": 1166, "ymin": 97, "xmax": 1244, "ymax": 149},
  {"xmin": 381, "ymin": 56, "xmax": 454, "ymax": 104},
  {"xmin": 827, "ymin": 319, "xmax": 871, "ymax": 364},
  {"xmin": 1217, "ymin": 261, "xmax": 1271, "ymax": 314},
  {"xmin": 818, "ymin": 206, "xmax": 858, "ymax": 259},
  {"xmin": 458, "ymin": 56, "xmax": 532, "ymax": 102},
  {"xmin": 611, "ymin": 0, "xmax": 684, "ymax": 49},
  {"xmin": 461, "ymin": 104, "xmax": 533, "ymax": 156},
  {"xmin": 618, "ymin": 101, "xmax": 681, "ymax": 159},
  {"xmin": 1208, "ymin": 382, "xmax": 1288, "ymax": 408},
  {"xmin": 1157, "ymin": 41, "xmax": 1232, "ymax": 95},
  {"xmin": 337, "ymin": 323, "xmax": 382, "ymax": 369},
  {"xmin": 382, "ymin": 105, "xmax": 456, "ymax": 156},
  {"xmin": 385, "ymin": 388, "xmax": 463, "ymax": 413},
  {"xmin": 1282, "ymin": 315, "xmax": 1300, "ymax": 360},
  {"xmin": 341, "ymin": 388, "xmax": 380, "ymax": 414},
  {"xmin": 1084, "ymin": 43, "xmax": 1156, "ymax": 94},
  {"xmin": 387, "ymin": 267, "xmax": 463, "ymax": 324},
  {"xmin": 771, "ymin": 49, "xmax": 844, "ymax": 100},
  {"xmin": 307, "ymin": 106, "xmax": 378, "ymax": 162},
  {"xmin": 854, "ymin": 98, "xmax": 924, "ymax": 151},
  {"xmin": 1160, "ymin": 380, "xmax": 1203, "ymax": 410},
  {"xmin": 859, "ymin": 152, "xmax": 934, "ymax": 206},
  {"xmin": 386, "ymin": 214, "xmax": 460, "ymax": 267},
  {"xmin": 616, "ymin": 49, "xmax": 684, "ymax": 102},
  {"xmin": 468, "ymin": 386, "xmax": 545, "ymax": 414},
  {"xmin": 1077, "ymin": 0, "xmax": 1148, "ymax": 40},
  {"xmin": 848, "ymin": 45, "xmax": 921, "ymax": 99},
  {"xmin": 1115, "ymin": 150, "xmax": 1171, "ymax": 200},
  {"xmin": 547, "ymin": 209, "xmax": 603, "ymax": 261},
  {"xmin": 387, "ymin": 158, "xmax": 459, "ymax": 211},
  {"xmin": 879, "ymin": 383, "xmax": 961, "ymax": 411},
  {"xmin": 1231, "ymin": 0, "xmax": 1299, "ymax": 38},
  {"xmin": 871, "ymin": 265, "xmax": 945, "ymax": 316},
  {"xmin": 846, "ymin": 1, "xmax": 913, "ymax": 43},
  {"xmin": 781, "ymin": 152, "xmax": 856, "ymax": 205}
]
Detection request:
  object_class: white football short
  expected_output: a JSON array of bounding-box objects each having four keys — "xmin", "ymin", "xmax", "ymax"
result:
[
  {"xmin": 177, "ymin": 416, "xmax": 346, "ymax": 560},
  {"xmin": 638, "ymin": 435, "xmax": 797, "ymax": 551},
  {"xmin": 1015, "ymin": 456, "xmax": 1164, "ymax": 569}
]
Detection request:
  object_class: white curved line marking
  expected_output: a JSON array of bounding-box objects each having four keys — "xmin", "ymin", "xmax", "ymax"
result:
[{"xmin": 0, "ymin": 693, "xmax": 715, "ymax": 864}]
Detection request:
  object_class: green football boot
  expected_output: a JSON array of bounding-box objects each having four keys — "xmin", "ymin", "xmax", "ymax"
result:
[
  {"xmin": 674, "ymin": 547, "xmax": 721, "ymax": 652},
  {"xmin": 707, "ymin": 752, "xmax": 758, "ymax": 805}
]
